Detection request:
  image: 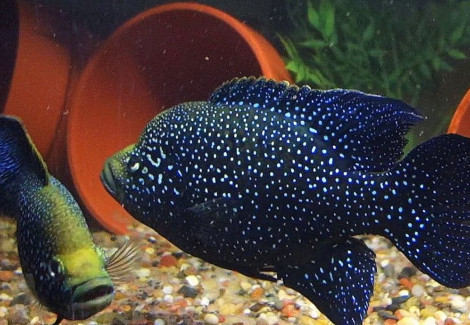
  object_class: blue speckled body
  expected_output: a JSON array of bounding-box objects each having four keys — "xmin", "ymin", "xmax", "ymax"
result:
[
  {"xmin": 103, "ymin": 78, "xmax": 470, "ymax": 324},
  {"xmin": 128, "ymin": 102, "xmax": 377, "ymax": 264}
]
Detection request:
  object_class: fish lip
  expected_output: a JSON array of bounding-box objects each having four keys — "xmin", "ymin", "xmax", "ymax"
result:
[
  {"xmin": 68, "ymin": 277, "xmax": 114, "ymax": 320},
  {"xmin": 101, "ymin": 160, "xmax": 118, "ymax": 197}
]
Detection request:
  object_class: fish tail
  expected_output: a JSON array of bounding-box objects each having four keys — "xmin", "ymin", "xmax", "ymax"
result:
[{"xmin": 380, "ymin": 134, "xmax": 470, "ymax": 288}]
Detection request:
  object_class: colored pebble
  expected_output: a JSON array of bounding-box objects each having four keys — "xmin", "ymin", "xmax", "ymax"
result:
[
  {"xmin": 281, "ymin": 303, "xmax": 299, "ymax": 318},
  {"xmin": 250, "ymin": 287, "xmax": 264, "ymax": 299},
  {"xmin": 396, "ymin": 316, "xmax": 419, "ymax": 325},
  {"xmin": 162, "ymin": 285, "xmax": 173, "ymax": 295},
  {"xmin": 204, "ymin": 313, "xmax": 219, "ymax": 324},
  {"xmin": 163, "ymin": 294, "xmax": 173, "ymax": 303},
  {"xmin": 395, "ymin": 309, "xmax": 414, "ymax": 319},
  {"xmin": 384, "ymin": 320, "xmax": 397, "ymax": 325},
  {"xmin": 378, "ymin": 309, "xmax": 398, "ymax": 320},
  {"xmin": 435, "ymin": 296, "xmax": 450, "ymax": 304},
  {"xmin": 398, "ymin": 267, "xmax": 417, "ymax": 278},
  {"xmin": 420, "ymin": 306, "xmax": 438, "ymax": 318},
  {"xmin": 257, "ymin": 314, "xmax": 280, "ymax": 325},
  {"xmin": 177, "ymin": 284, "xmax": 198, "ymax": 298},
  {"xmin": 411, "ymin": 284, "xmax": 425, "ymax": 297},
  {"xmin": 159, "ymin": 254, "xmax": 178, "ymax": 267},
  {"xmin": 135, "ymin": 268, "xmax": 151, "ymax": 278},
  {"xmin": 240, "ymin": 281, "xmax": 252, "ymax": 292},
  {"xmin": 399, "ymin": 278, "xmax": 414, "ymax": 290},
  {"xmin": 186, "ymin": 275, "xmax": 200, "ymax": 287},
  {"xmin": 434, "ymin": 311, "xmax": 447, "ymax": 321},
  {"xmin": 145, "ymin": 247, "xmax": 155, "ymax": 255},
  {"xmin": 200, "ymin": 296, "xmax": 210, "ymax": 306},
  {"xmin": 0, "ymin": 271, "xmax": 13, "ymax": 282},
  {"xmin": 392, "ymin": 295, "xmax": 411, "ymax": 305},
  {"xmin": 444, "ymin": 318, "xmax": 456, "ymax": 325},
  {"xmin": 6, "ymin": 304, "xmax": 29, "ymax": 325},
  {"xmin": 298, "ymin": 315, "xmax": 317, "ymax": 325},
  {"xmin": 404, "ymin": 297, "xmax": 419, "ymax": 309},
  {"xmin": 449, "ymin": 294, "xmax": 466, "ymax": 312},
  {"xmin": 0, "ymin": 293, "xmax": 12, "ymax": 302},
  {"xmin": 219, "ymin": 303, "xmax": 240, "ymax": 315},
  {"xmin": 422, "ymin": 317, "xmax": 437, "ymax": 325},
  {"xmin": 408, "ymin": 306, "xmax": 420, "ymax": 317}
]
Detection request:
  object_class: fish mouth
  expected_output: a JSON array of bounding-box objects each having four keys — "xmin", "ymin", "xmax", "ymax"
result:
[
  {"xmin": 69, "ymin": 277, "xmax": 115, "ymax": 320},
  {"xmin": 101, "ymin": 159, "xmax": 118, "ymax": 198}
]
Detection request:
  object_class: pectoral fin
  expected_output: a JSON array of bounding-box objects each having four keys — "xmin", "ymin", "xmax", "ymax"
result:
[
  {"xmin": 278, "ymin": 238, "xmax": 376, "ymax": 325},
  {"xmin": 186, "ymin": 197, "xmax": 240, "ymax": 238}
]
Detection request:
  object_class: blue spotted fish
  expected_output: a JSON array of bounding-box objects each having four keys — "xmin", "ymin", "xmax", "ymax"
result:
[
  {"xmin": 101, "ymin": 77, "xmax": 470, "ymax": 324},
  {"xmin": 0, "ymin": 116, "xmax": 137, "ymax": 324}
]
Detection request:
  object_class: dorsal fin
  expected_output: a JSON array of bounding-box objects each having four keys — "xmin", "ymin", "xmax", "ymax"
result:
[
  {"xmin": 0, "ymin": 115, "xmax": 49, "ymax": 186},
  {"xmin": 209, "ymin": 77, "xmax": 423, "ymax": 171}
]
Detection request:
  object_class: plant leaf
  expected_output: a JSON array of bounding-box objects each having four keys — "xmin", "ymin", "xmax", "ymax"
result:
[
  {"xmin": 279, "ymin": 36, "xmax": 298, "ymax": 59},
  {"xmin": 449, "ymin": 22, "xmax": 467, "ymax": 45},
  {"xmin": 307, "ymin": 1, "xmax": 321, "ymax": 30},
  {"xmin": 362, "ymin": 21, "xmax": 375, "ymax": 42},
  {"xmin": 418, "ymin": 62, "xmax": 432, "ymax": 79},
  {"xmin": 299, "ymin": 39, "xmax": 328, "ymax": 49},
  {"xmin": 319, "ymin": 0, "xmax": 335, "ymax": 39},
  {"xmin": 446, "ymin": 48, "xmax": 466, "ymax": 59}
]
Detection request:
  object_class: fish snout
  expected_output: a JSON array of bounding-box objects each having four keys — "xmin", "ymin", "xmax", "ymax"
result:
[
  {"xmin": 69, "ymin": 277, "xmax": 114, "ymax": 320},
  {"xmin": 101, "ymin": 159, "xmax": 119, "ymax": 197}
]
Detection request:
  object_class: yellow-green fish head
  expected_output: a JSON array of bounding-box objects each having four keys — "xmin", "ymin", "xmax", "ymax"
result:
[{"xmin": 21, "ymin": 182, "xmax": 115, "ymax": 321}]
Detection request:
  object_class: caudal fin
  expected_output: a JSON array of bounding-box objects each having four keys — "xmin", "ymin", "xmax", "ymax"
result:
[{"xmin": 382, "ymin": 134, "xmax": 470, "ymax": 288}]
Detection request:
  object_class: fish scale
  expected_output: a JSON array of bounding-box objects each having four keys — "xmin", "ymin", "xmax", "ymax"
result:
[{"xmin": 102, "ymin": 77, "xmax": 470, "ymax": 325}]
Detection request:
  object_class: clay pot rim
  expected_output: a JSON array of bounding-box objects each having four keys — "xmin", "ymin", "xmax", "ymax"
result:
[
  {"xmin": 448, "ymin": 88, "xmax": 470, "ymax": 134},
  {"xmin": 112, "ymin": 2, "xmax": 279, "ymax": 77}
]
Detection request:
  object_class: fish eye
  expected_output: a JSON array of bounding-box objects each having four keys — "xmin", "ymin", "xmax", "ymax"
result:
[
  {"xmin": 127, "ymin": 156, "xmax": 141, "ymax": 173},
  {"xmin": 48, "ymin": 258, "xmax": 64, "ymax": 278}
]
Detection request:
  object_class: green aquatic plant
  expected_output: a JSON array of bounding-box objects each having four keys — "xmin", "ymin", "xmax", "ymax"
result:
[{"xmin": 281, "ymin": 0, "xmax": 470, "ymax": 107}]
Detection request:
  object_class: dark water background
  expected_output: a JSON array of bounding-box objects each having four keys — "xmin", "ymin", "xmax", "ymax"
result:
[{"xmin": 4, "ymin": 0, "xmax": 470, "ymax": 148}]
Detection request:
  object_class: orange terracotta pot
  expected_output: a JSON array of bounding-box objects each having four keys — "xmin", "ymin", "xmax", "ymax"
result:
[
  {"xmin": 0, "ymin": 0, "xmax": 18, "ymax": 111},
  {"xmin": 2, "ymin": 2, "xmax": 72, "ymax": 167},
  {"xmin": 68, "ymin": 2, "xmax": 292, "ymax": 234},
  {"xmin": 448, "ymin": 89, "xmax": 470, "ymax": 137}
]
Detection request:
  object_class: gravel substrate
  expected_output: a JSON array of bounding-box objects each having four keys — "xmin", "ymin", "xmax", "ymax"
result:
[{"xmin": 1, "ymin": 216, "xmax": 470, "ymax": 325}]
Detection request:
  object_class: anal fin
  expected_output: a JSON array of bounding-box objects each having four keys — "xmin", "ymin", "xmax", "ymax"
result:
[{"xmin": 278, "ymin": 238, "xmax": 376, "ymax": 325}]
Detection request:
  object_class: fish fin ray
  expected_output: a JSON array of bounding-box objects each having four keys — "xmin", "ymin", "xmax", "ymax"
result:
[
  {"xmin": 278, "ymin": 238, "xmax": 376, "ymax": 325},
  {"xmin": 106, "ymin": 240, "xmax": 140, "ymax": 284},
  {"xmin": 383, "ymin": 134, "xmax": 470, "ymax": 288},
  {"xmin": 210, "ymin": 77, "xmax": 423, "ymax": 171}
]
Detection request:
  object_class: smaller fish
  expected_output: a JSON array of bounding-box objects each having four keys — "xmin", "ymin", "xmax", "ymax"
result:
[{"xmin": 0, "ymin": 115, "xmax": 138, "ymax": 324}]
